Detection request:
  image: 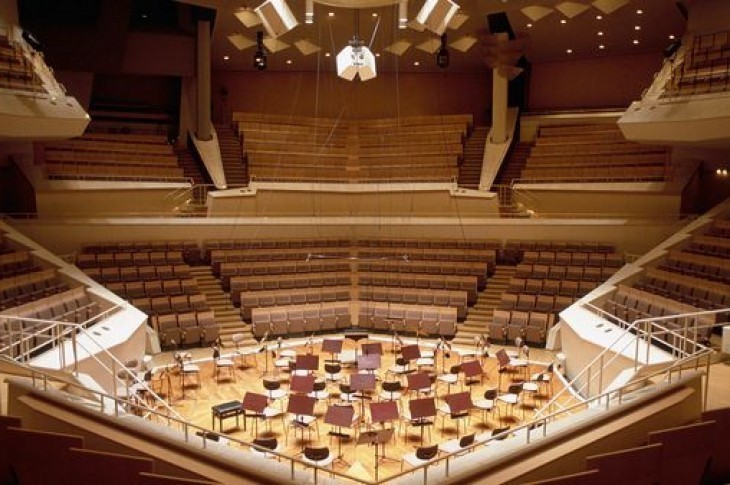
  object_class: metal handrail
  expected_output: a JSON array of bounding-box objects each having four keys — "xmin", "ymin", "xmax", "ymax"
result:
[
  {"xmin": 3, "ymin": 355, "xmax": 370, "ymax": 484},
  {"xmin": 0, "ymin": 313, "xmax": 184, "ymax": 423}
]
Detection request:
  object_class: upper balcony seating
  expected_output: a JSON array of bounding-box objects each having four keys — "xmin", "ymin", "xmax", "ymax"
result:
[
  {"xmin": 664, "ymin": 31, "xmax": 730, "ymax": 97},
  {"xmin": 0, "ymin": 37, "xmax": 45, "ymax": 94},
  {"xmin": 519, "ymin": 124, "xmax": 671, "ymax": 184},
  {"xmin": 235, "ymin": 112, "xmax": 470, "ymax": 183},
  {"xmin": 40, "ymin": 132, "xmax": 186, "ymax": 182}
]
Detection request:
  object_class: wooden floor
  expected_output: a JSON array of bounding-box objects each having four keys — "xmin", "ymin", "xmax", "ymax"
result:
[{"xmin": 150, "ymin": 335, "xmax": 562, "ymax": 482}]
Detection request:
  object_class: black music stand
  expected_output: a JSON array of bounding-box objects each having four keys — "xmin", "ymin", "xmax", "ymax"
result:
[
  {"xmin": 461, "ymin": 359, "xmax": 484, "ymax": 391},
  {"xmin": 362, "ymin": 342, "xmax": 383, "ymax": 355},
  {"xmin": 406, "ymin": 372, "xmax": 433, "ymax": 398},
  {"xmin": 443, "ymin": 391, "xmax": 473, "ymax": 438},
  {"xmin": 350, "ymin": 373, "xmax": 376, "ymax": 419},
  {"xmin": 408, "ymin": 397, "xmax": 436, "ymax": 445},
  {"xmin": 242, "ymin": 391, "xmax": 268, "ymax": 437},
  {"xmin": 357, "ymin": 428, "xmax": 394, "ymax": 481},
  {"xmin": 295, "ymin": 354, "xmax": 320, "ymax": 375},
  {"xmin": 369, "ymin": 400, "xmax": 399, "ymax": 455},
  {"xmin": 322, "ymin": 338, "xmax": 344, "ymax": 362},
  {"xmin": 324, "ymin": 404, "xmax": 355, "ymax": 467},
  {"xmin": 286, "ymin": 393, "xmax": 317, "ymax": 448}
]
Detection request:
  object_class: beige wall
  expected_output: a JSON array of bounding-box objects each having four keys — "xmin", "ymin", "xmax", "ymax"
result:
[
  {"xmin": 528, "ymin": 53, "xmax": 662, "ymax": 111},
  {"xmin": 212, "ymin": 70, "xmax": 491, "ymax": 124},
  {"xmin": 516, "ymin": 189, "xmax": 681, "ymax": 217},
  {"xmin": 35, "ymin": 189, "xmax": 184, "ymax": 217}
]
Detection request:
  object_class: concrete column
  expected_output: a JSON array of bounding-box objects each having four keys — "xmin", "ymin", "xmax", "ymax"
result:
[
  {"xmin": 491, "ymin": 34, "xmax": 509, "ymax": 144},
  {"xmin": 196, "ymin": 20, "xmax": 212, "ymax": 141}
]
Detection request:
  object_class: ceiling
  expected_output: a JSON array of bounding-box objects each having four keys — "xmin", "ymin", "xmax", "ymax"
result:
[{"xmin": 198, "ymin": 0, "xmax": 687, "ymax": 73}]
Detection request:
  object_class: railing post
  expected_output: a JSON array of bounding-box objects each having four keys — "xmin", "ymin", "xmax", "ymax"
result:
[{"xmin": 598, "ymin": 354, "xmax": 604, "ymax": 396}]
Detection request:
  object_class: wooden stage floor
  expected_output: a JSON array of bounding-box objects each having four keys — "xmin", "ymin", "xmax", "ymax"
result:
[{"xmin": 150, "ymin": 335, "xmax": 563, "ymax": 482}]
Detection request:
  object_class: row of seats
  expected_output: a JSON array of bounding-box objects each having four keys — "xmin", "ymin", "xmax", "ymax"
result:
[
  {"xmin": 356, "ymin": 247, "xmax": 497, "ymax": 266},
  {"xmin": 636, "ymin": 267, "xmax": 730, "ymax": 311},
  {"xmin": 357, "ymin": 301, "xmax": 458, "ymax": 336},
  {"xmin": 661, "ymin": 250, "xmax": 730, "ymax": 284},
  {"xmin": 685, "ymin": 235, "xmax": 730, "ymax": 258},
  {"xmin": 357, "ymin": 238, "xmax": 498, "ymax": 250},
  {"xmin": 81, "ymin": 240, "xmax": 199, "ymax": 263},
  {"xmin": 500, "ymin": 292, "xmax": 578, "ymax": 313},
  {"xmin": 521, "ymin": 251, "xmax": 623, "ymax": 267},
  {"xmin": 239, "ymin": 286, "xmax": 351, "ymax": 319},
  {"xmin": 491, "ymin": 310, "xmax": 554, "ymax": 345},
  {"xmin": 504, "ymin": 239, "xmax": 615, "ymax": 253},
  {"xmin": 46, "ymin": 161, "xmax": 185, "ymax": 181},
  {"xmin": 76, "ymin": 251, "xmax": 185, "ymax": 269},
  {"xmin": 0, "ymin": 251, "xmax": 33, "ymax": 277},
  {"xmin": 104, "ymin": 278, "xmax": 199, "ymax": 299},
  {"xmin": 358, "ymin": 286, "xmax": 468, "ymax": 318},
  {"xmin": 131, "ymin": 294, "xmax": 209, "ymax": 317},
  {"xmin": 202, "ymin": 237, "xmax": 348, "ymax": 260},
  {"xmin": 151, "ymin": 310, "xmax": 219, "ymax": 349},
  {"xmin": 219, "ymin": 260, "xmax": 350, "ymax": 288},
  {"xmin": 0, "ymin": 40, "xmax": 45, "ymax": 94},
  {"xmin": 355, "ymin": 260, "xmax": 489, "ymax": 287},
  {"xmin": 666, "ymin": 32, "xmax": 730, "ymax": 97},
  {"xmin": 604, "ymin": 284, "xmax": 714, "ymax": 338},
  {"xmin": 250, "ymin": 301, "xmax": 351, "ymax": 337},
  {"xmin": 229, "ymin": 272, "xmax": 351, "ymax": 299},
  {"xmin": 356, "ymin": 272, "xmax": 478, "ymax": 304},
  {"xmin": 0, "ymin": 269, "xmax": 70, "ymax": 310},
  {"xmin": 514, "ymin": 264, "xmax": 617, "ymax": 282},
  {"xmin": 83, "ymin": 264, "xmax": 191, "ymax": 283},
  {"xmin": 248, "ymin": 165, "xmax": 458, "ymax": 183},
  {"xmin": 504, "ymin": 278, "xmax": 596, "ymax": 299},
  {"xmin": 42, "ymin": 132, "xmax": 187, "ymax": 182},
  {"xmin": 209, "ymin": 247, "xmax": 350, "ymax": 273},
  {"xmin": 706, "ymin": 219, "xmax": 730, "ymax": 238}
]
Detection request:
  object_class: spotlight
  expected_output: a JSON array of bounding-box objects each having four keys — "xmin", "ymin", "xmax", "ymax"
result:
[
  {"xmin": 436, "ymin": 33, "xmax": 449, "ymax": 68},
  {"xmin": 253, "ymin": 31, "xmax": 267, "ymax": 71},
  {"xmin": 336, "ymin": 36, "xmax": 377, "ymax": 81}
]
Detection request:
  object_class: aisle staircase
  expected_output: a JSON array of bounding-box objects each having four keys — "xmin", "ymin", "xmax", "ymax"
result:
[
  {"xmin": 214, "ymin": 123, "xmax": 248, "ymax": 187},
  {"xmin": 453, "ymin": 265, "xmax": 516, "ymax": 346},
  {"xmin": 493, "ymin": 142, "xmax": 534, "ymax": 217},
  {"xmin": 174, "ymin": 147, "xmax": 207, "ymax": 185},
  {"xmin": 188, "ymin": 266, "xmax": 255, "ymax": 348},
  {"xmin": 458, "ymin": 126, "xmax": 490, "ymax": 189}
]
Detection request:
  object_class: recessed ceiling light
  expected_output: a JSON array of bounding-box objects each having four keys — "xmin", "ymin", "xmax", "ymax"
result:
[
  {"xmin": 596, "ymin": 15, "xmax": 602, "ymax": 20},
  {"xmin": 372, "ymin": 12, "xmax": 378, "ymax": 17},
  {"xmin": 141, "ymin": 13, "xmax": 148, "ymax": 19},
  {"xmin": 375, "ymin": 52, "xmax": 381, "ymax": 57},
  {"xmin": 633, "ymin": 39, "xmax": 639, "ymax": 45},
  {"xmin": 669, "ymin": 34, "xmax": 675, "ymax": 40},
  {"xmin": 636, "ymin": 9, "xmax": 643, "ymax": 14},
  {"xmin": 566, "ymin": 48, "xmax": 573, "ymax": 54},
  {"xmin": 413, "ymin": 61, "xmax": 420, "ymax": 66},
  {"xmin": 598, "ymin": 31, "xmax": 604, "ymax": 36},
  {"xmin": 286, "ymin": 59, "xmax": 292, "ymax": 64},
  {"xmin": 223, "ymin": 55, "xmax": 230, "ymax": 60},
  {"xmin": 325, "ymin": 52, "xmax": 331, "ymax": 57},
  {"xmin": 599, "ymin": 44, "xmax": 605, "ymax": 50},
  {"xmin": 328, "ymin": 11, "xmax": 335, "ymax": 17},
  {"xmin": 527, "ymin": 23, "xmax": 533, "ymax": 28},
  {"xmin": 634, "ymin": 25, "xmax": 641, "ymax": 31},
  {"xmin": 560, "ymin": 19, "xmax": 567, "ymax": 24}
]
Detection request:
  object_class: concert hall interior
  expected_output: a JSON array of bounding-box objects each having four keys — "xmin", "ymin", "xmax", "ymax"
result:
[{"xmin": 1, "ymin": 0, "xmax": 730, "ymax": 484}]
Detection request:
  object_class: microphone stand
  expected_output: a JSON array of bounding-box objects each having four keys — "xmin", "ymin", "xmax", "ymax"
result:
[{"xmin": 258, "ymin": 332, "xmax": 270, "ymax": 376}]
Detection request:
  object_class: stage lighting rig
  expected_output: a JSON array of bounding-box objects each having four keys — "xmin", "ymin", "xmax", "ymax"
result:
[{"xmin": 253, "ymin": 31, "xmax": 267, "ymax": 70}]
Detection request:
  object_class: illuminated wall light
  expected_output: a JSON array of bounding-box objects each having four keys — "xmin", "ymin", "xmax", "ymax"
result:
[
  {"xmin": 636, "ymin": 9, "xmax": 643, "ymax": 14},
  {"xmin": 596, "ymin": 15, "xmax": 602, "ymax": 20},
  {"xmin": 597, "ymin": 31, "xmax": 604, "ymax": 36},
  {"xmin": 325, "ymin": 52, "xmax": 331, "ymax": 57},
  {"xmin": 527, "ymin": 23, "xmax": 533, "ymax": 28},
  {"xmin": 328, "ymin": 11, "xmax": 335, "ymax": 17},
  {"xmin": 599, "ymin": 44, "xmax": 605, "ymax": 50},
  {"xmin": 372, "ymin": 12, "xmax": 378, "ymax": 17},
  {"xmin": 669, "ymin": 34, "xmax": 675, "ymax": 40},
  {"xmin": 399, "ymin": 0, "xmax": 408, "ymax": 29},
  {"xmin": 375, "ymin": 52, "xmax": 381, "ymax": 57},
  {"xmin": 560, "ymin": 19, "xmax": 567, "ymax": 24},
  {"xmin": 305, "ymin": 0, "xmax": 313, "ymax": 24},
  {"xmin": 634, "ymin": 25, "xmax": 641, "ymax": 31},
  {"xmin": 413, "ymin": 60, "xmax": 420, "ymax": 65},
  {"xmin": 223, "ymin": 55, "xmax": 230, "ymax": 60},
  {"xmin": 633, "ymin": 39, "xmax": 640, "ymax": 45},
  {"xmin": 566, "ymin": 48, "xmax": 573, "ymax": 54},
  {"xmin": 286, "ymin": 59, "xmax": 292, "ymax": 64},
  {"xmin": 717, "ymin": 168, "xmax": 728, "ymax": 176}
]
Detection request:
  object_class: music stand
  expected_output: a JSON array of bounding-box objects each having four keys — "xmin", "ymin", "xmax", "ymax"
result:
[
  {"xmin": 295, "ymin": 354, "xmax": 320, "ymax": 375},
  {"xmin": 461, "ymin": 359, "xmax": 484, "ymax": 390},
  {"xmin": 401, "ymin": 344, "xmax": 421, "ymax": 361},
  {"xmin": 443, "ymin": 391, "xmax": 473, "ymax": 438},
  {"xmin": 350, "ymin": 373, "xmax": 376, "ymax": 419},
  {"xmin": 408, "ymin": 397, "xmax": 436, "ymax": 445},
  {"xmin": 322, "ymin": 338, "xmax": 343, "ymax": 362},
  {"xmin": 370, "ymin": 401, "xmax": 399, "ymax": 458},
  {"xmin": 357, "ymin": 354, "xmax": 381, "ymax": 378},
  {"xmin": 286, "ymin": 393, "xmax": 317, "ymax": 447},
  {"xmin": 324, "ymin": 404, "xmax": 355, "ymax": 467},
  {"xmin": 242, "ymin": 391, "xmax": 268, "ymax": 437},
  {"xmin": 406, "ymin": 372, "xmax": 432, "ymax": 398},
  {"xmin": 290, "ymin": 375, "xmax": 315, "ymax": 394},
  {"xmin": 345, "ymin": 332, "xmax": 368, "ymax": 356},
  {"xmin": 356, "ymin": 428, "xmax": 394, "ymax": 481},
  {"xmin": 361, "ymin": 342, "xmax": 383, "ymax": 355}
]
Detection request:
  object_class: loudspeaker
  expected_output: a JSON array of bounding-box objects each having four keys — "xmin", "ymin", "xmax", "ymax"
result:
[
  {"xmin": 255, "ymin": 0, "xmax": 298, "ymax": 38},
  {"xmin": 337, "ymin": 45, "xmax": 377, "ymax": 81},
  {"xmin": 416, "ymin": 0, "xmax": 459, "ymax": 36}
]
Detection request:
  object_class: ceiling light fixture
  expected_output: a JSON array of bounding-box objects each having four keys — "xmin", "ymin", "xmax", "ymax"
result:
[
  {"xmin": 632, "ymin": 39, "xmax": 639, "ymax": 45},
  {"xmin": 598, "ymin": 31, "xmax": 603, "ymax": 36},
  {"xmin": 634, "ymin": 25, "xmax": 641, "ymax": 30},
  {"xmin": 305, "ymin": 0, "xmax": 314, "ymax": 24},
  {"xmin": 566, "ymin": 48, "xmax": 572, "ymax": 54},
  {"xmin": 636, "ymin": 9, "xmax": 643, "ymax": 14},
  {"xmin": 560, "ymin": 19, "xmax": 567, "ymax": 24},
  {"xmin": 527, "ymin": 23, "xmax": 533, "ymax": 28},
  {"xmin": 223, "ymin": 55, "xmax": 230, "ymax": 60},
  {"xmin": 399, "ymin": 0, "xmax": 408, "ymax": 29},
  {"xmin": 599, "ymin": 44, "xmax": 605, "ymax": 49},
  {"xmin": 253, "ymin": 31, "xmax": 267, "ymax": 70},
  {"xmin": 596, "ymin": 14, "xmax": 602, "ymax": 20}
]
